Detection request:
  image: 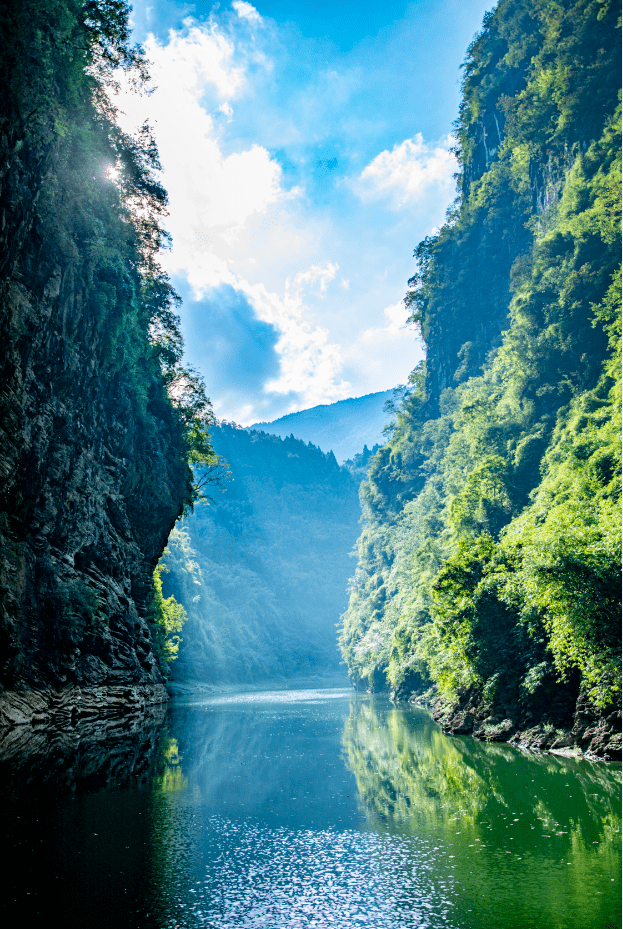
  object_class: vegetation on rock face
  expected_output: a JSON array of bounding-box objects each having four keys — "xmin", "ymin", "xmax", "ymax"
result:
[
  {"xmin": 151, "ymin": 562, "xmax": 188, "ymax": 664},
  {"xmin": 0, "ymin": 0, "xmax": 215, "ymax": 688},
  {"xmin": 161, "ymin": 424, "xmax": 361, "ymax": 684},
  {"xmin": 340, "ymin": 0, "xmax": 621, "ymax": 733}
]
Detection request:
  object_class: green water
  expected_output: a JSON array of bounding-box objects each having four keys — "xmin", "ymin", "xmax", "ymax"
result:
[{"xmin": 0, "ymin": 689, "xmax": 620, "ymax": 928}]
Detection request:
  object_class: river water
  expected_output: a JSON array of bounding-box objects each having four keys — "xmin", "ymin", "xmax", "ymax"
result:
[{"xmin": 0, "ymin": 688, "xmax": 620, "ymax": 928}]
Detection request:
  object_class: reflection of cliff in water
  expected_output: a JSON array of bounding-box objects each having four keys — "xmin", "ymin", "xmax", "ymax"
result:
[
  {"xmin": 0, "ymin": 703, "xmax": 172, "ymax": 929},
  {"xmin": 0, "ymin": 701, "xmax": 167, "ymax": 793},
  {"xmin": 342, "ymin": 696, "xmax": 622, "ymax": 928}
]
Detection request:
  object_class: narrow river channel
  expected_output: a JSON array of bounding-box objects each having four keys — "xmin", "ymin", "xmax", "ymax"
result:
[{"xmin": 1, "ymin": 688, "xmax": 620, "ymax": 928}]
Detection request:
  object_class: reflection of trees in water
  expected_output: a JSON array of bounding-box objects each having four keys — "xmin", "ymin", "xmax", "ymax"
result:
[
  {"xmin": 343, "ymin": 698, "xmax": 487, "ymax": 830},
  {"xmin": 342, "ymin": 697, "xmax": 621, "ymax": 858},
  {"xmin": 154, "ymin": 736, "xmax": 188, "ymax": 793}
]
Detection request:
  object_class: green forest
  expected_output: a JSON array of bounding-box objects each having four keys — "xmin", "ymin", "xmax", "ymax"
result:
[
  {"xmin": 0, "ymin": 2, "xmax": 620, "ymax": 924},
  {"xmin": 161, "ymin": 424, "xmax": 361, "ymax": 684},
  {"xmin": 340, "ymin": 0, "xmax": 621, "ymax": 744}
]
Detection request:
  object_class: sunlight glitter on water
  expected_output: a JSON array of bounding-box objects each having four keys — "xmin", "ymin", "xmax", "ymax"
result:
[
  {"xmin": 179, "ymin": 688, "xmax": 352, "ymax": 707},
  {"xmin": 1, "ymin": 688, "xmax": 619, "ymax": 929},
  {"xmin": 162, "ymin": 818, "xmax": 455, "ymax": 929}
]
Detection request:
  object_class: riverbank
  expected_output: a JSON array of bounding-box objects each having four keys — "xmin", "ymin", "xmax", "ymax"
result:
[{"xmin": 400, "ymin": 686, "xmax": 622, "ymax": 762}]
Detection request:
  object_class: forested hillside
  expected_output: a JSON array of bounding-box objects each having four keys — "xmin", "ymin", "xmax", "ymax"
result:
[
  {"xmin": 162, "ymin": 424, "xmax": 361, "ymax": 684},
  {"xmin": 0, "ymin": 0, "xmax": 214, "ymax": 716},
  {"xmin": 340, "ymin": 0, "xmax": 621, "ymax": 759}
]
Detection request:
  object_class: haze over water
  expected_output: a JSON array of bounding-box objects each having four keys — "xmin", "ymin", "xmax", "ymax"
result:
[{"xmin": 1, "ymin": 688, "xmax": 620, "ymax": 928}]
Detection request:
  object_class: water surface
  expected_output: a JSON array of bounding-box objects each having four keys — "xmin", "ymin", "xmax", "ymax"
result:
[{"xmin": 0, "ymin": 688, "xmax": 620, "ymax": 928}]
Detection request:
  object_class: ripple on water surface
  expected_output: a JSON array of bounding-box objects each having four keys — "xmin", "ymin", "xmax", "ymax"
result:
[
  {"xmin": 0, "ymin": 689, "xmax": 619, "ymax": 929},
  {"xmin": 161, "ymin": 817, "xmax": 454, "ymax": 929}
]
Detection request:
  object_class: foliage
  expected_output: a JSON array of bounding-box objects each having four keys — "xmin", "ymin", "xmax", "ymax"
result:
[
  {"xmin": 161, "ymin": 424, "xmax": 362, "ymax": 684},
  {"xmin": 0, "ymin": 0, "xmax": 225, "ymax": 687},
  {"xmin": 151, "ymin": 562, "xmax": 187, "ymax": 665},
  {"xmin": 340, "ymin": 0, "xmax": 621, "ymax": 719},
  {"xmin": 1, "ymin": 0, "xmax": 218, "ymax": 502}
]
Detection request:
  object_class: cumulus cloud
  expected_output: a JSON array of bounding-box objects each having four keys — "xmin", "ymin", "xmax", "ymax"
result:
[
  {"xmin": 114, "ymin": 22, "xmax": 282, "ymax": 286},
  {"xmin": 173, "ymin": 279, "xmax": 281, "ymax": 418},
  {"xmin": 355, "ymin": 134, "xmax": 456, "ymax": 208},
  {"xmin": 242, "ymin": 268, "xmax": 351, "ymax": 414},
  {"xmin": 286, "ymin": 262, "xmax": 339, "ymax": 301},
  {"xmin": 176, "ymin": 272, "xmax": 351, "ymax": 423},
  {"xmin": 111, "ymin": 10, "xmax": 461, "ymax": 421},
  {"xmin": 232, "ymin": 1, "xmax": 262, "ymax": 23},
  {"xmin": 360, "ymin": 300, "xmax": 410, "ymax": 342},
  {"xmin": 111, "ymin": 17, "xmax": 353, "ymax": 417},
  {"xmin": 151, "ymin": 19, "xmax": 243, "ymax": 99}
]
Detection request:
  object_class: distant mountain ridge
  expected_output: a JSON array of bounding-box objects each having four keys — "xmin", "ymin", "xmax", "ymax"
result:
[{"xmin": 251, "ymin": 390, "xmax": 394, "ymax": 462}]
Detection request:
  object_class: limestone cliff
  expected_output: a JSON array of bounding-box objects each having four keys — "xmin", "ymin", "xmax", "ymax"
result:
[{"xmin": 0, "ymin": 0, "xmax": 201, "ymax": 721}]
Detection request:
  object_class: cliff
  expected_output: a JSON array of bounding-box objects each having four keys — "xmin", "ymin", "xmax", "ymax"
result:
[
  {"xmin": 0, "ymin": 0, "xmax": 205, "ymax": 722},
  {"xmin": 340, "ymin": 0, "xmax": 621, "ymax": 759}
]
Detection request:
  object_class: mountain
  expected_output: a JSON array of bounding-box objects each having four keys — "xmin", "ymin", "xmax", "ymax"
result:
[
  {"xmin": 339, "ymin": 0, "xmax": 621, "ymax": 760},
  {"xmin": 0, "ymin": 0, "xmax": 209, "ymax": 725},
  {"xmin": 251, "ymin": 390, "xmax": 395, "ymax": 462},
  {"xmin": 162, "ymin": 424, "xmax": 361, "ymax": 685}
]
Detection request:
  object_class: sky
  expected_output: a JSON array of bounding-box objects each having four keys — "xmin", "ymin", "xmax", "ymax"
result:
[{"xmin": 118, "ymin": 0, "xmax": 493, "ymax": 424}]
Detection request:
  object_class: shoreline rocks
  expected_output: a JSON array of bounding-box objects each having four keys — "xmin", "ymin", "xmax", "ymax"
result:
[{"xmin": 402, "ymin": 687, "xmax": 622, "ymax": 762}]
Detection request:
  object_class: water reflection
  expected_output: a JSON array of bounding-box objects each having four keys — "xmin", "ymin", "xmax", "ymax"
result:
[
  {"xmin": 342, "ymin": 697, "xmax": 622, "ymax": 929},
  {"xmin": 0, "ymin": 689, "xmax": 620, "ymax": 929},
  {"xmin": 145, "ymin": 690, "xmax": 458, "ymax": 928},
  {"xmin": 154, "ymin": 737, "xmax": 188, "ymax": 793},
  {"xmin": 0, "ymin": 700, "xmax": 166, "ymax": 791},
  {"xmin": 0, "ymin": 705, "xmax": 168, "ymax": 929}
]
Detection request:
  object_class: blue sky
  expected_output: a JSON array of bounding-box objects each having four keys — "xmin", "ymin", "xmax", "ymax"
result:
[{"xmin": 120, "ymin": 0, "xmax": 493, "ymax": 423}]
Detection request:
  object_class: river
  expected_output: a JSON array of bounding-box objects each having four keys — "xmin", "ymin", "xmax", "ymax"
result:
[{"xmin": 0, "ymin": 687, "xmax": 620, "ymax": 928}]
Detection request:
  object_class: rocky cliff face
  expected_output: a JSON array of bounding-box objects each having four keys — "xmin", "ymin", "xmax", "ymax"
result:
[
  {"xmin": 416, "ymin": 0, "xmax": 620, "ymax": 413},
  {"xmin": 0, "ymin": 196, "xmax": 186, "ymax": 713},
  {"xmin": 0, "ymin": 0, "xmax": 195, "ymax": 721}
]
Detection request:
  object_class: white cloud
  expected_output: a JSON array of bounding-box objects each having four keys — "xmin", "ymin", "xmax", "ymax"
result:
[
  {"xmin": 153, "ymin": 19, "xmax": 243, "ymax": 99},
  {"xmin": 286, "ymin": 262, "xmax": 339, "ymax": 300},
  {"xmin": 111, "ymin": 14, "xmax": 450, "ymax": 421},
  {"xmin": 360, "ymin": 300, "xmax": 410, "ymax": 343},
  {"xmin": 341, "ymin": 300, "xmax": 423, "ymax": 395},
  {"xmin": 355, "ymin": 134, "xmax": 456, "ymax": 208},
  {"xmin": 232, "ymin": 1, "xmax": 262, "ymax": 24},
  {"xmin": 112, "ymin": 20, "xmax": 351, "ymax": 415},
  {"xmin": 115, "ymin": 23, "xmax": 279, "ymax": 257},
  {"xmin": 242, "ymin": 265, "xmax": 351, "ymax": 410}
]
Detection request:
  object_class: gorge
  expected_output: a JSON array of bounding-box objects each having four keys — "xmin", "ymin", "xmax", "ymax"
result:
[
  {"xmin": 0, "ymin": 1, "xmax": 620, "ymax": 926},
  {"xmin": 0, "ymin": 0, "xmax": 620, "ymax": 760}
]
